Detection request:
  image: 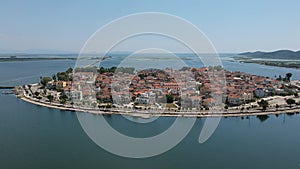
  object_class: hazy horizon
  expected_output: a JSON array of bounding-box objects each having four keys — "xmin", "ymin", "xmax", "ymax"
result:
[
  {"xmin": 0, "ymin": 49, "xmax": 299, "ymax": 55},
  {"xmin": 1, "ymin": 1, "xmax": 300, "ymax": 53}
]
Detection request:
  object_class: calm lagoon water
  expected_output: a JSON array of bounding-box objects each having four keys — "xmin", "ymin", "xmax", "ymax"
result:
[
  {"xmin": 1, "ymin": 54, "xmax": 299, "ymax": 86},
  {"xmin": 1, "ymin": 54, "xmax": 300, "ymax": 169}
]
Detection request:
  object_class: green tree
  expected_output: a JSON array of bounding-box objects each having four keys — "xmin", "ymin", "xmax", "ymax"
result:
[
  {"xmin": 257, "ymin": 99, "xmax": 268, "ymax": 111},
  {"xmin": 179, "ymin": 67, "xmax": 190, "ymax": 71},
  {"xmin": 214, "ymin": 65, "xmax": 223, "ymax": 71},
  {"xmin": 166, "ymin": 94, "xmax": 174, "ymax": 103},
  {"xmin": 60, "ymin": 99, "xmax": 66, "ymax": 104},
  {"xmin": 109, "ymin": 67, "xmax": 117, "ymax": 72},
  {"xmin": 52, "ymin": 74, "xmax": 57, "ymax": 82},
  {"xmin": 285, "ymin": 73, "xmax": 292, "ymax": 82},
  {"xmin": 59, "ymin": 93, "xmax": 68, "ymax": 100},
  {"xmin": 57, "ymin": 72, "xmax": 69, "ymax": 81},
  {"xmin": 47, "ymin": 94, "xmax": 54, "ymax": 103},
  {"xmin": 99, "ymin": 67, "xmax": 106, "ymax": 74},
  {"xmin": 34, "ymin": 91, "xmax": 40, "ymax": 97},
  {"xmin": 276, "ymin": 75, "xmax": 282, "ymax": 81},
  {"xmin": 286, "ymin": 98, "xmax": 296, "ymax": 108},
  {"xmin": 40, "ymin": 77, "xmax": 52, "ymax": 86},
  {"xmin": 43, "ymin": 89, "xmax": 47, "ymax": 95},
  {"xmin": 66, "ymin": 67, "xmax": 73, "ymax": 74},
  {"xmin": 138, "ymin": 74, "xmax": 145, "ymax": 80},
  {"xmin": 59, "ymin": 93, "xmax": 68, "ymax": 104}
]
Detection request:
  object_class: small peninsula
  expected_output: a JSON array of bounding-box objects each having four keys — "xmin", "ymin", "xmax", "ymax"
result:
[
  {"xmin": 233, "ymin": 50, "xmax": 300, "ymax": 68},
  {"xmin": 0, "ymin": 54, "xmax": 111, "ymax": 62},
  {"xmin": 14, "ymin": 66, "xmax": 300, "ymax": 118}
]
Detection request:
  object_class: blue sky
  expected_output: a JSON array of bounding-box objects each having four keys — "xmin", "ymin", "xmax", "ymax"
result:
[{"xmin": 0, "ymin": 0, "xmax": 299, "ymax": 53}]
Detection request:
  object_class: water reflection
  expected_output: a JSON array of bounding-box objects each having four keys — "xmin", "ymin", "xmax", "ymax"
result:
[{"xmin": 256, "ymin": 115, "xmax": 270, "ymax": 122}]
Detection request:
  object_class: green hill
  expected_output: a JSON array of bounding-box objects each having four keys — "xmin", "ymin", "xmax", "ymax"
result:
[{"xmin": 239, "ymin": 50, "xmax": 300, "ymax": 60}]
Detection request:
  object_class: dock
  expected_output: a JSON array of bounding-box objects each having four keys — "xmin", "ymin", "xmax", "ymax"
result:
[{"xmin": 0, "ymin": 86, "xmax": 15, "ymax": 89}]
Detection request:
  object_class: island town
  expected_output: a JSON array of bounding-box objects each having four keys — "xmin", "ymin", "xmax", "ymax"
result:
[{"xmin": 15, "ymin": 66, "xmax": 300, "ymax": 118}]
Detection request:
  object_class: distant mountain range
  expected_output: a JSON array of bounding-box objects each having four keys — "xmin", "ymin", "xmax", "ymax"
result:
[{"xmin": 239, "ymin": 50, "xmax": 300, "ymax": 60}]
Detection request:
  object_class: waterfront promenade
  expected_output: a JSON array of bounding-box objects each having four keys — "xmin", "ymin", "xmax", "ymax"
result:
[{"xmin": 17, "ymin": 88, "xmax": 300, "ymax": 118}]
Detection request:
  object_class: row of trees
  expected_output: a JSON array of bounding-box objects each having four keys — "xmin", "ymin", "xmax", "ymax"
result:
[
  {"xmin": 40, "ymin": 67, "xmax": 73, "ymax": 88},
  {"xmin": 257, "ymin": 98, "xmax": 298, "ymax": 111},
  {"xmin": 275, "ymin": 73, "xmax": 292, "ymax": 82},
  {"xmin": 257, "ymin": 99, "xmax": 269, "ymax": 111},
  {"xmin": 55, "ymin": 67, "xmax": 73, "ymax": 81},
  {"xmin": 98, "ymin": 66, "xmax": 135, "ymax": 74}
]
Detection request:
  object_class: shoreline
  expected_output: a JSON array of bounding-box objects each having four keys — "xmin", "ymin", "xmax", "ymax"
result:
[
  {"xmin": 17, "ymin": 93, "xmax": 300, "ymax": 118},
  {"xmin": 231, "ymin": 58, "xmax": 300, "ymax": 69}
]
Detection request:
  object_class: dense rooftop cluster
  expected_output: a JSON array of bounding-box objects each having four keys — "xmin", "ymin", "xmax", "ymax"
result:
[
  {"xmin": 33, "ymin": 66, "xmax": 299, "ymax": 111},
  {"xmin": 58, "ymin": 66, "xmax": 297, "ymax": 110}
]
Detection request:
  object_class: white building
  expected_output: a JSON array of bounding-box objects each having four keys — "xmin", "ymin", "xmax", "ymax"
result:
[
  {"xmin": 243, "ymin": 92, "xmax": 254, "ymax": 101},
  {"xmin": 135, "ymin": 92, "xmax": 156, "ymax": 105},
  {"xmin": 65, "ymin": 90, "xmax": 83, "ymax": 101}
]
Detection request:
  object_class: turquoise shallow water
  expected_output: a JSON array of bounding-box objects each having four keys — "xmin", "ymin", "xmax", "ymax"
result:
[{"xmin": 1, "ymin": 54, "xmax": 300, "ymax": 169}]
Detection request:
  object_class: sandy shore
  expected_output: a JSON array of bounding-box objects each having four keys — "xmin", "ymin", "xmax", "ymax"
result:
[{"xmin": 18, "ymin": 94, "xmax": 300, "ymax": 118}]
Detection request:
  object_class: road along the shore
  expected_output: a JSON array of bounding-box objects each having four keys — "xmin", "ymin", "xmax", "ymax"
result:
[{"xmin": 18, "ymin": 95, "xmax": 300, "ymax": 118}]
